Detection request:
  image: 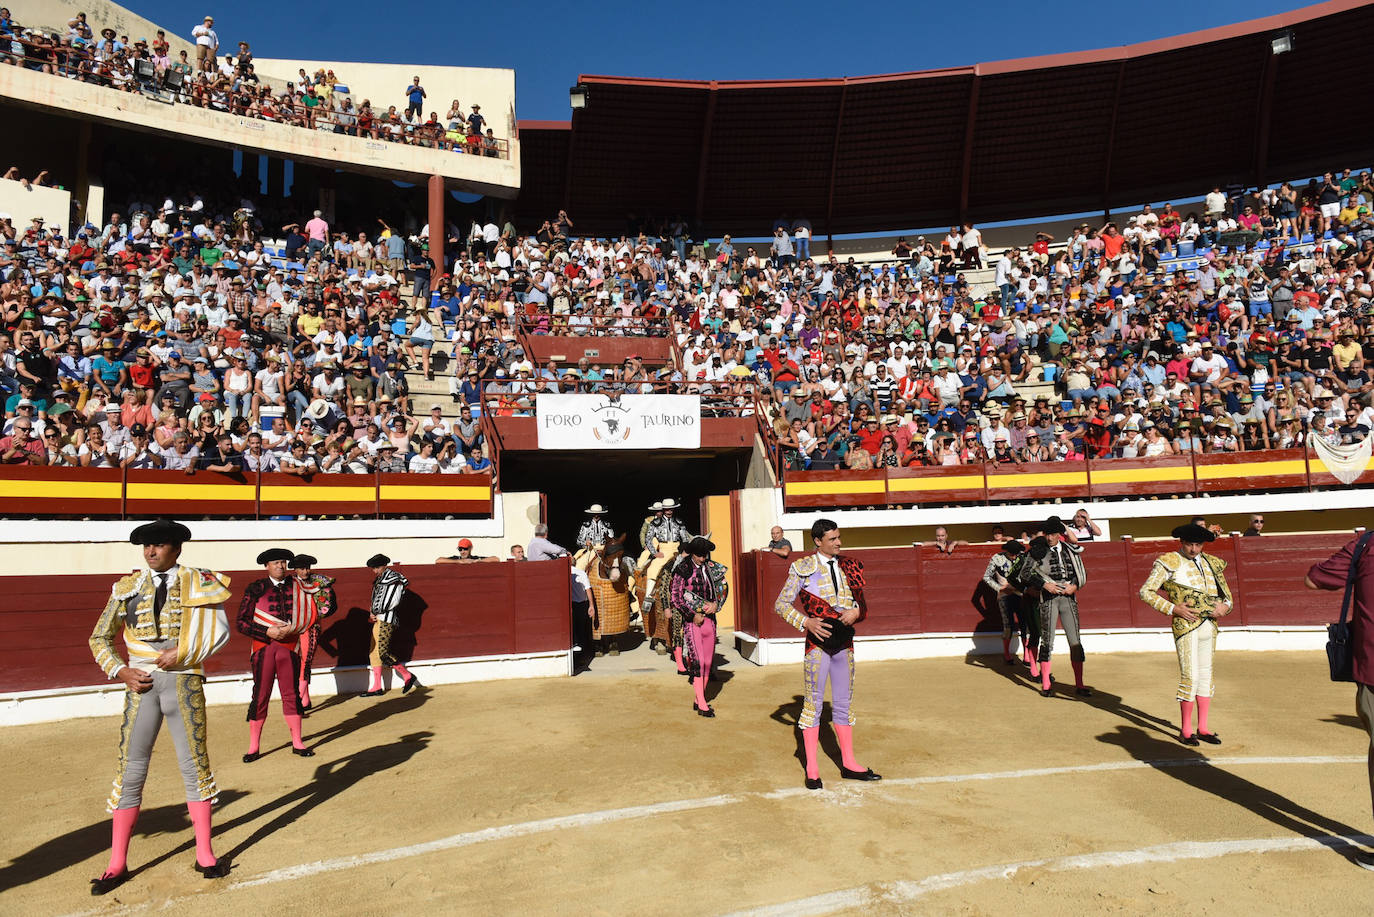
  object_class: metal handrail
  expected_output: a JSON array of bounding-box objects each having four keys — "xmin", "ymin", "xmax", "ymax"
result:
[
  {"xmin": 514, "ymin": 315, "xmax": 670, "ymax": 338},
  {"xmin": 0, "ymin": 40, "xmax": 511, "ymax": 158},
  {"xmin": 477, "ymin": 379, "xmax": 761, "ymax": 417}
]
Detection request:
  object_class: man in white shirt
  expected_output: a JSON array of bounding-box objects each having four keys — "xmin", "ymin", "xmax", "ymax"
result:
[{"xmin": 192, "ymin": 16, "xmax": 218, "ymax": 73}]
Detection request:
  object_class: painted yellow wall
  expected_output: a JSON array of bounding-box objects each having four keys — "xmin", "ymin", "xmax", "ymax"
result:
[
  {"xmin": 0, "ymin": 491, "xmax": 541, "ymax": 576},
  {"xmin": 701, "ymin": 493, "xmax": 736, "ymax": 628}
]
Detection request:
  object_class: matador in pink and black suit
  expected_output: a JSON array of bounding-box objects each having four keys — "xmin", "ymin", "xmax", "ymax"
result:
[
  {"xmin": 773, "ymin": 518, "xmax": 882, "ymax": 790},
  {"xmin": 236, "ymin": 548, "xmax": 315, "ymax": 762}
]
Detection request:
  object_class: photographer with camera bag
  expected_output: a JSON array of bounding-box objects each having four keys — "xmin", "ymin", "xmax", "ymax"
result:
[{"xmin": 1307, "ymin": 530, "xmax": 1374, "ymax": 869}]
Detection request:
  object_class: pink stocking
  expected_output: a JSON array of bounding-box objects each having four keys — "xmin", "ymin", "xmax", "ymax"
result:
[
  {"xmin": 186, "ymin": 799, "xmax": 218, "ymax": 868},
  {"xmin": 693, "ymin": 676, "xmax": 708, "ymax": 710},
  {"xmin": 1180, "ymin": 699, "xmax": 1196, "ymax": 737},
  {"xmin": 103, "ymin": 806, "xmax": 139, "ymax": 878},
  {"xmin": 1001, "ymin": 637, "xmax": 1012, "ymax": 660},
  {"xmin": 247, "ymin": 718, "xmax": 265, "ymax": 755},
  {"xmin": 1041, "ymin": 660, "xmax": 1052, "ymax": 691},
  {"xmin": 802, "ymin": 726, "xmax": 820, "ymax": 779},
  {"xmin": 298, "ymin": 681, "xmax": 310, "ymax": 708},
  {"xmin": 392, "ymin": 661, "xmax": 412, "ymax": 681},
  {"xmin": 673, "ymin": 646, "xmax": 686, "ymax": 674},
  {"xmin": 1071, "ymin": 658, "xmax": 1085, "ymax": 689},
  {"xmin": 1196, "ymin": 695, "xmax": 1212, "ymax": 734},
  {"xmin": 284, "ymin": 714, "xmax": 306, "ymax": 750},
  {"xmin": 833, "ymin": 723, "xmax": 862, "ymax": 771},
  {"xmin": 368, "ymin": 666, "xmax": 383, "ymax": 692}
]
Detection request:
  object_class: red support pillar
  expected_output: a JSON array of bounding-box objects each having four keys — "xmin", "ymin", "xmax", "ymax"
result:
[{"xmin": 427, "ymin": 173, "xmax": 445, "ymax": 275}]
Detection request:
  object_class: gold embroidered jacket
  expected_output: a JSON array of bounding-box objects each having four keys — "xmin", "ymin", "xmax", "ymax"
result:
[
  {"xmin": 1138, "ymin": 551, "xmax": 1232, "ymax": 638},
  {"xmin": 89, "ymin": 567, "xmax": 233, "ymax": 678}
]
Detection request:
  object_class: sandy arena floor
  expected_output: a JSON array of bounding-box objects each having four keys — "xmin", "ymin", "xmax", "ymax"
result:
[{"xmin": 3, "ymin": 645, "xmax": 1373, "ymax": 916}]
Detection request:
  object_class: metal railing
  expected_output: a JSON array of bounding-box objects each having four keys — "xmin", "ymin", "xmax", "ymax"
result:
[
  {"xmin": 514, "ymin": 315, "xmax": 670, "ymax": 337},
  {"xmin": 476, "ymin": 380, "xmax": 761, "ymax": 418},
  {"xmin": 0, "ymin": 39, "xmax": 511, "ymax": 158}
]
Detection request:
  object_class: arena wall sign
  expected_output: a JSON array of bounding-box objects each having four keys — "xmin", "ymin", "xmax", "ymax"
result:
[{"xmin": 536, "ymin": 394, "xmax": 701, "ymax": 450}]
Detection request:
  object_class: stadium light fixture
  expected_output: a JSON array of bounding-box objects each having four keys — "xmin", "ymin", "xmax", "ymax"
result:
[
  {"xmin": 1271, "ymin": 29, "xmax": 1294, "ymax": 55},
  {"xmin": 569, "ymin": 83, "xmax": 589, "ymax": 111}
]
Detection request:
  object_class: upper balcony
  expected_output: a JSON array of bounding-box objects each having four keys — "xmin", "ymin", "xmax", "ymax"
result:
[{"xmin": 0, "ymin": 52, "xmax": 518, "ymax": 197}]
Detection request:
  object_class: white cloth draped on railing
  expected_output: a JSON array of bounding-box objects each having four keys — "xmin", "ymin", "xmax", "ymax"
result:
[{"xmin": 1311, "ymin": 432, "xmax": 1374, "ymax": 485}]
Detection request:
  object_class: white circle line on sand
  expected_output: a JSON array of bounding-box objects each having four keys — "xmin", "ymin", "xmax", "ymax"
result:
[
  {"xmin": 718, "ymin": 833, "xmax": 1374, "ymax": 917},
  {"xmin": 57, "ymin": 754, "xmax": 1364, "ymax": 916}
]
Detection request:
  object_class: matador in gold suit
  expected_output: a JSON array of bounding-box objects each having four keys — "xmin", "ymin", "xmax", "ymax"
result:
[
  {"xmin": 87, "ymin": 519, "xmax": 233, "ymax": 894},
  {"xmin": 1138, "ymin": 522, "xmax": 1235, "ymax": 747}
]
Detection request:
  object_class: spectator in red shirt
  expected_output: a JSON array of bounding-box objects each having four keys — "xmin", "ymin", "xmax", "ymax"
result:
[
  {"xmin": 854, "ymin": 416, "xmax": 885, "ymax": 456},
  {"xmin": 127, "ymin": 347, "xmax": 157, "ymax": 395},
  {"xmin": 0, "ymin": 419, "xmax": 47, "ymax": 464}
]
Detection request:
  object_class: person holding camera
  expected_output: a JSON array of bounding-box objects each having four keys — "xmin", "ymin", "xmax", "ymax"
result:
[
  {"xmin": 1139, "ymin": 523, "xmax": 1235, "ymax": 746},
  {"xmin": 773, "ymin": 519, "xmax": 881, "ymax": 790},
  {"xmin": 1307, "ymin": 533, "xmax": 1374, "ymax": 870}
]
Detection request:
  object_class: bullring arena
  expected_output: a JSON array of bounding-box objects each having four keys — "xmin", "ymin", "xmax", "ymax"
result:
[
  {"xmin": 4, "ymin": 0, "xmax": 1374, "ymax": 914},
  {"xmin": 4, "ymin": 648, "xmax": 1373, "ymax": 914}
]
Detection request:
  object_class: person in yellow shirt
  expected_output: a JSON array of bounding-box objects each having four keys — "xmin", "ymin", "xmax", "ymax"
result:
[
  {"xmin": 1333, "ymin": 329, "xmax": 1363, "ymax": 372},
  {"xmin": 296, "ymin": 304, "xmax": 325, "ymax": 339}
]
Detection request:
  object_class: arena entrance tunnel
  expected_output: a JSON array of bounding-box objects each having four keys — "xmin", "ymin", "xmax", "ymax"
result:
[{"xmin": 498, "ymin": 450, "xmax": 751, "ymax": 553}]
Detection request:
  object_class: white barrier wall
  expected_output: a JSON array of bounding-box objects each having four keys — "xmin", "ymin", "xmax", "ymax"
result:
[{"xmin": 0, "ymin": 177, "xmax": 71, "ymax": 232}]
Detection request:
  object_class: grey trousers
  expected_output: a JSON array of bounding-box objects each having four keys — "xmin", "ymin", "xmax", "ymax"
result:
[
  {"xmin": 1357, "ymin": 683, "xmax": 1374, "ymax": 822},
  {"xmin": 1037, "ymin": 595, "xmax": 1082, "ymax": 663},
  {"xmin": 108, "ymin": 657, "xmax": 216, "ymax": 812}
]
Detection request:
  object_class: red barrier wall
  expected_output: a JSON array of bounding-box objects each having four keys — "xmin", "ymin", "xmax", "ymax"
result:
[
  {"xmin": 0, "ymin": 466, "xmax": 494, "ymax": 520},
  {"xmin": 3, "ymin": 559, "xmax": 571, "ymax": 694},
  {"xmin": 738, "ymin": 534, "xmax": 1351, "ymax": 640},
  {"xmin": 782, "ymin": 446, "xmax": 1368, "ymax": 509}
]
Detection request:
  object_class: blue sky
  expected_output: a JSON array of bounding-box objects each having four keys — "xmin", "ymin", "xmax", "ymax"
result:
[{"xmin": 128, "ymin": 0, "xmax": 1303, "ymax": 120}]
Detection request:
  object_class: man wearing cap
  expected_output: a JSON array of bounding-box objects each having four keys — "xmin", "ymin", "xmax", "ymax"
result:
[
  {"xmin": 363, "ymin": 554, "xmax": 421, "ymax": 696},
  {"xmin": 237, "ymin": 548, "xmax": 314, "ymax": 762},
  {"xmin": 1020, "ymin": 517, "xmax": 1091, "ymax": 697},
  {"xmin": 436, "ymin": 537, "xmax": 499, "ymax": 564},
  {"xmin": 87, "ymin": 519, "xmax": 233, "ymax": 893},
  {"xmin": 1139, "ymin": 523, "xmax": 1234, "ymax": 745},
  {"xmin": 983, "ymin": 540, "xmax": 1030, "ymax": 666},
  {"xmin": 671, "ymin": 536, "xmax": 730, "ymax": 716},
  {"xmin": 774, "ymin": 518, "xmax": 880, "ymax": 789},
  {"xmin": 290, "ymin": 555, "xmax": 337, "ymax": 712}
]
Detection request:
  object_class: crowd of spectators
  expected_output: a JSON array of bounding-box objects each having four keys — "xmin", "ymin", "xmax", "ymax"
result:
[
  {"xmin": 4, "ymin": 160, "xmax": 1374, "ymax": 481},
  {"xmin": 455, "ymin": 173, "xmax": 1374, "ymax": 471},
  {"xmin": 0, "ymin": 11, "xmax": 504, "ymax": 156},
  {"xmin": 0, "ymin": 182, "xmax": 510, "ymax": 475}
]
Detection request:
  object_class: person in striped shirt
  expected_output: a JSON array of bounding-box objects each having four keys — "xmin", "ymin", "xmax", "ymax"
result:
[{"xmin": 363, "ymin": 553, "xmax": 422, "ymax": 696}]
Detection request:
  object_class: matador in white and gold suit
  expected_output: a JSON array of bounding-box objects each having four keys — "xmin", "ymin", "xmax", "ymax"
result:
[{"xmin": 1139, "ymin": 522, "xmax": 1235, "ymax": 747}]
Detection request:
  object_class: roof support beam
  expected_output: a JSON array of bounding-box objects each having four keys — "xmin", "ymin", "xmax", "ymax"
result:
[
  {"xmin": 561, "ymin": 110, "xmax": 578, "ymax": 213},
  {"xmin": 958, "ymin": 75, "xmax": 980, "ymax": 225},
  {"xmin": 693, "ymin": 82, "xmax": 718, "ymax": 230},
  {"xmin": 1101, "ymin": 60, "xmax": 1126, "ymax": 221},
  {"xmin": 824, "ymin": 79, "xmax": 849, "ymax": 252},
  {"xmin": 1253, "ymin": 46, "xmax": 1279, "ymax": 188}
]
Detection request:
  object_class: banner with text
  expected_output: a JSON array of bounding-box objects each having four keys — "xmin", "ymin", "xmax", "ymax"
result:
[{"xmin": 537, "ymin": 394, "xmax": 701, "ymax": 450}]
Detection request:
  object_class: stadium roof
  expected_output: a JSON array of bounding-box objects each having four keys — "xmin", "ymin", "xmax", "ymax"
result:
[{"xmin": 515, "ymin": 0, "xmax": 1374, "ymax": 239}]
